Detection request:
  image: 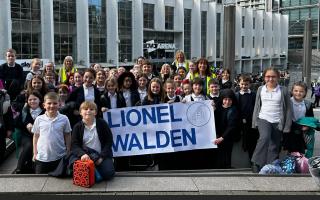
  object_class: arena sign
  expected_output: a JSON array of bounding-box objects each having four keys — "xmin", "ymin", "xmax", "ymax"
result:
[
  {"xmin": 144, "ymin": 40, "xmax": 176, "ymax": 53},
  {"xmin": 103, "ymin": 101, "xmax": 217, "ymax": 157}
]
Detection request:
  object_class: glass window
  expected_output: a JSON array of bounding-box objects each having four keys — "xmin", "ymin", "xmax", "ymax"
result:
[
  {"xmin": 291, "ymin": 0, "xmax": 300, "ymax": 6},
  {"xmin": 289, "ymin": 10, "xmax": 299, "ymax": 21},
  {"xmin": 184, "ymin": 9, "xmax": 192, "ymax": 59},
  {"xmin": 54, "ymin": 0, "xmax": 77, "ymax": 64},
  {"xmin": 310, "ymin": 7, "xmax": 318, "ymax": 19},
  {"xmin": 118, "ymin": 1, "xmax": 132, "ymax": 62},
  {"xmin": 201, "ymin": 11, "xmax": 207, "ymax": 57},
  {"xmin": 300, "ymin": 8, "xmax": 310, "ymax": 20},
  {"xmin": 242, "ymin": 36, "xmax": 245, "ymax": 48},
  {"xmin": 11, "ymin": 0, "xmax": 41, "ymax": 59},
  {"xmin": 216, "ymin": 13, "xmax": 221, "ymax": 33},
  {"xmin": 144, "ymin": 3, "xmax": 154, "ymax": 29},
  {"xmin": 253, "ymin": 37, "xmax": 255, "ymax": 48},
  {"xmin": 89, "ymin": 0, "xmax": 106, "ymax": 63},
  {"xmin": 253, "ymin": 17, "xmax": 255, "ymax": 29},
  {"xmin": 242, "ymin": 16, "xmax": 245, "ymax": 28},
  {"xmin": 165, "ymin": 6, "xmax": 174, "ymax": 30},
  {"xmin": 143, "ymin": 31, "xmax": 174, "ymax": 60}
]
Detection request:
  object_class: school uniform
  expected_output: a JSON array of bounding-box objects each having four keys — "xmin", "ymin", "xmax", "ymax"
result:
[
  {"xmin": 71, "ymin": 118, "xmax": 115, "ymax": 180},
  {"xmin": 31, "ymin": 112, "xmax": 72, "ymax": 174},
  {"xmin": 100, "ymin": 92, "xmax": 126, "ymax": 109},
  {"xmin": 283, "ymin": 98, "xmax": 313, "ymax": 153},
  {"xmin": 235, "ymin": 90, "xmax": 258, "ymax": 160}
]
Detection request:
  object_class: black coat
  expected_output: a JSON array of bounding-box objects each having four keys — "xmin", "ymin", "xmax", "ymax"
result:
[
  {"xmin": 71, "ymin": 118, "xmax": 113, "ymax": 159},
  {"xmin": 100, "ymin": 92, "xmax": 126, "ymax": 109}
]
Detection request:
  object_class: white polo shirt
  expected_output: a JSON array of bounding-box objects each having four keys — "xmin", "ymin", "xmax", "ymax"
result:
[
  {"xmin": 258, "ymin": 85, "xmax": 281, "ymax": 123},
  {"xmin": 83, "ymin": 120, "xmax": 101, "ymax": 154},
  {"xmin": 32, "ymin": 112, "xmax": 72, "ymax": 162}
]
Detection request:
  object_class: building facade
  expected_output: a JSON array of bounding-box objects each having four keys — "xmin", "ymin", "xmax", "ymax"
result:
[
  {"xmin": 279, "ymin": 0, "xmax": 319, "ymax": 50},
  {"xmin": 0, "ymin": 0, "xmax": 288, "ymax": 73}
]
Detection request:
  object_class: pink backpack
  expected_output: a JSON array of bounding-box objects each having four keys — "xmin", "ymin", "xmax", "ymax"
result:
[{"xmin": 291, "ymin": 152, "xmax": 309, "ymax": 174}]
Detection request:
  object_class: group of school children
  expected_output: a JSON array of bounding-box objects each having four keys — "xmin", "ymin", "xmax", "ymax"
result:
[{"xmin": 0, "ymin": 48, "xmax": 316, "ymax": 177}]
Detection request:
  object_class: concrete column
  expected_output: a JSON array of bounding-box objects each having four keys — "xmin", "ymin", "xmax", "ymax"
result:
[
  {"xmin": 174, "ymin": 0, "xmax": 184, "ymax": 51},
  {"xmin": 223, "ymin": 5, "xmax": 236, "ymax": 81},
  {"xmin": 132, "ymin": 0, "xmax": 144, "ymax": 59},
  {"xmin": 106, "ymin": 0, "xmax": 119, "ymax": 66},
  {"xmin": 191, "ymin": 0, "xmax": 201, "ymax": 58},
  {"xmin": 302, "ymin": 19, "xmax": 312, "ymax": 87},
  {"xmin": 154, "ymin": 0, "xmax": 165, "ymax": 31},
  {"xmin": 0, "ymin": 0, "xmax": 11, "ymax": 54},
  {"xmin": 41, "ymin": 0, "xmax": 54, "ymax": 61},
  {"xmin": 207, "ymin": 2, "xmax": 216, "ymax": 61},
  {"xmin": 76, "ymin": 0, "xmax": 89, "ymax": 66}
]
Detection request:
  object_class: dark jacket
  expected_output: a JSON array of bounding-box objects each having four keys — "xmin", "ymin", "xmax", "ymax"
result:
[
  {"xmin": 119, "ymin": 89, "xmax": 141, "ymax": 107},
  {"xmin": 215, "ymin": 105, "xmax": 239, "ymax": 143},
  {"xmin": 71, "ymin": 118, "xmax": 113, "ymax": 159},
  {"xmin": 100, "ymin": 92, "xmax": 126, "ymax": 109},
  {"xmin": 66, "ymin": 85, "xmax": 102, "ymax": 113}
]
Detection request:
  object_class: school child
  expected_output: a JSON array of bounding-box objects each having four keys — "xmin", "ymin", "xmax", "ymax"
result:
[
  {"xmin": 32, "ymin": 92, "xmax": 72, "ymax": 174},
  {"xmin": 13, "ymin": 91, "xmax": 45, "ymax": 174},
  {"xmin": 164, "ymin": 79, "xmax": 182, "ymax": 103},
  {"xmin": 177, "ymin": 66, "xmax": 187, "ymax": 80},
  {"xmin": 44, "ymin": 72, "xmax": 57, "ymax": 90},
  {"xmin": 57, "ymin": 84, "xmax": 78, "ymax": 128},
  {"xmin": 251, "ymin": 67, "xmax": 292, "ymax": 173},
  {"xmin": 207, "ymin": 79, "xmax": 221, "ymax": 107},
  {"xmin": 100, "ymin": 78, "xmax": 126, "ymax": 112},
  {"xmin": 182, "ymin": 78, "xmax": 214, "ymax": 169},
  {"xmin": 117, "ymin": 72, "xmax": 140, "ymax": 107},
  {"xmin": 185, "ymin": 61, "xmax": 197, "ymax": 80},
  {"xmin": 142, "ymin": 78, "xmax": 164, "ymax": 105},
  {"xmin": 13, "ymin": 75, "xmax": 48, "ymax": 114},
  {"xmin": 25, "ymin": 58, "xmax": 42, "ymax": 86},
  {"xmin": 67, "ymin": 68, "xmax": 101, "ymax": 115},
  {"xmin": 283, "ymin": 81, "xmax": 314, "ymax": 154},
  {"xmin": 108, "ymin": 68, "xmax": 118, "ymax": 79},
  {"xmin": 219, "ymin": 69, "xmax": 233, "ymax": 90},
  {"xmin": 235, "ymin": 75, "xmax": 257, "ymax": 160},
  {"xmin": 95, "ymin": 69, "xmax": 107, "ymax": 95},
  {"xmin": 134, "ymin": 78, "xmax": 165, "ymax": 170},
  {"xmin": 182, "ymin": 77, "xmax": 208, "ymax": 102},
  {"xmin": 71, "ymin": 101, "xmax": 115, "ymax": 180},
  {"xmin": 173, "ymin": 74, "xmax": 183, "ymax": 96},
  {"xmin": 214, "ymin": 89, "xmax": 239, "ymax": 168},
  {"xmin": 141, "ymin": 60, "xmax": 156, "ymax": 81},
  {"xmin": 159, "ymin": 63, "xmax": 172, "ymax": 83},
  {"xmin": 181, "ymin": 79, "xmax": 192, "ymax": 98},
  {"xmin": 42, "ymin": 62, "xmax": 58, "ymax": 83},
  {"xmin": 137, "ymin": 73, "xmax": 148, "ymax": 104},
  {"xmin": 0, "ymin": 48, "xmax": 24, "ymax": 101},
  {"xmin": 69, "ymin": 71, "xmax": 83, "ymax": 93}
]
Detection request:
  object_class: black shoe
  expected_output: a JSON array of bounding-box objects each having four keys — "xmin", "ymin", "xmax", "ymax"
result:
[{"xmin": 252, "ymin": 164, "xmax": 261, "ymax": 173}]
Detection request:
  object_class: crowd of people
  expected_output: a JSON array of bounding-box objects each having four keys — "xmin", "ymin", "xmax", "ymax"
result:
[{"xmin": 0, "ymin": 48, "xmax": 317, "ymax": 178}]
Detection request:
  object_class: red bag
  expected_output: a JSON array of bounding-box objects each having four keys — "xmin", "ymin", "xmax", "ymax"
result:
[{"xmin": 73, "ymin": 160, "xmax": 95, "ymax": 188}]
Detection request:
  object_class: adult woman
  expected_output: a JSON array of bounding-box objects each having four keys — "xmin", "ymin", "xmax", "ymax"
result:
[{"xmin": 58, "ymin": 56, "xmax": 77, "ymax": 84}]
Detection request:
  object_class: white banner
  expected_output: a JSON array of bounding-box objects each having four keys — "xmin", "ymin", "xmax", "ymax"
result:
[{"xmin": 103, "ymin": 100, "xmax": 217, "ymax": 157}]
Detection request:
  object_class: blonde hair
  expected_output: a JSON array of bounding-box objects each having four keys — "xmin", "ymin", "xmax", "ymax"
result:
[
  {"xmin": 44, "ymin": 92, "xmax": 59, "ymax": 102},
  {"xmin": 79, "ymin": 101, "xmax": 97, "ymax": 112}
]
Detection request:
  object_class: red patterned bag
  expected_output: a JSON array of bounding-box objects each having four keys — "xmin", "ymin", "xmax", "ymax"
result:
[{"xmin": 73, "ymin": 160, "xmax": 95, "ymax": 188}]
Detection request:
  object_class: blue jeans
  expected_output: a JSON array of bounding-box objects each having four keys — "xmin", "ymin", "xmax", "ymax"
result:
[{"xmin": 96, "ymin": 158, "xmax": 115, "ymax": 180}]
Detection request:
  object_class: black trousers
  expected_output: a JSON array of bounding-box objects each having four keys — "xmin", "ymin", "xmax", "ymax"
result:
[
  {"xmin": 35, "ymin": 158, "xmax": 62, "ymax": 174},
  {"xmin": 0, "ymin": 127, "xmax": 6, "ymax": 164}
]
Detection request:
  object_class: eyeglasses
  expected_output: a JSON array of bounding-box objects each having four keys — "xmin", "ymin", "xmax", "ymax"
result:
[{"xmin": 265, "ymin": 76, "xmax": 277, "ymax": 79}]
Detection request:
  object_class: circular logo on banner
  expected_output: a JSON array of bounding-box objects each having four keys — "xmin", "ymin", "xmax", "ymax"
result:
[{"xmin": 186, "ymin": 102, "xmax": 211, "ymax": 127}]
